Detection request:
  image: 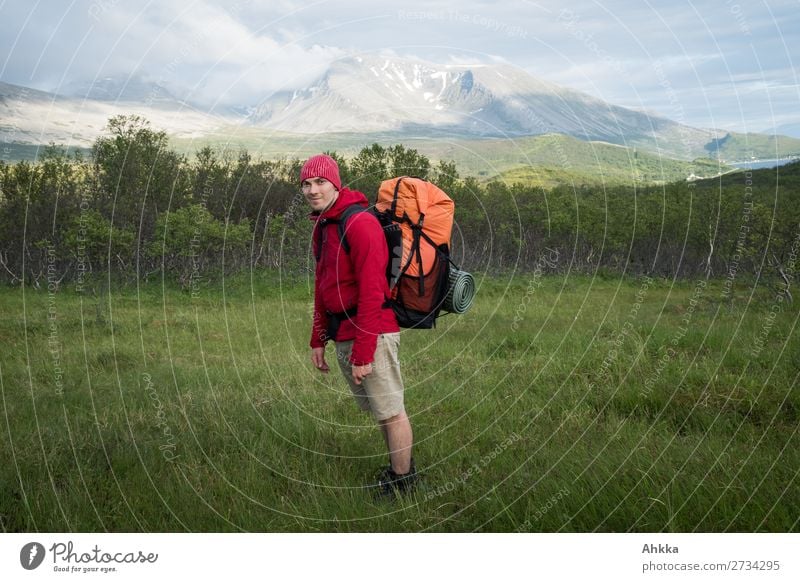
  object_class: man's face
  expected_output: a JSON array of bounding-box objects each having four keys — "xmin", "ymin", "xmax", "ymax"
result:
[{"xmin": 302, "ymin": 177, "xmax": 338, "ymax": 212}]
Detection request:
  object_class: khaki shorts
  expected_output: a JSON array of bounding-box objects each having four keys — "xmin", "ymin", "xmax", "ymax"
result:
[{"xmin": 335, "ymin": 333, "xmax": 404, "ymax": 421}]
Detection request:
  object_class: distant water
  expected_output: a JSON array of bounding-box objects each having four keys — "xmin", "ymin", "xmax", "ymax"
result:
[{"xmin": 729, "ymin": 158, "xmax": 798, "ymax": 170}]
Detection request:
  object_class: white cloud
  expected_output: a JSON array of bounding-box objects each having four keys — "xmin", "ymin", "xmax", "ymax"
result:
[
  {"xmin": 1, "ymin": 0, "xmax": 344, "ymax": 105},
  {"xmin": 0, "ymin": 0, "xmax": 797, "ymax": 129}
]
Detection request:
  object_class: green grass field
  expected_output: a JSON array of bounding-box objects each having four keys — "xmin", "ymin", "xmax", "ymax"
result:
[{"xmin": 1, "ymin": 272, "xmax": 798, "ymax": 532}]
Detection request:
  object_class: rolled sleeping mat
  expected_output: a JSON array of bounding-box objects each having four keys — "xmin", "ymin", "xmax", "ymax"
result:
[{"xmin": 443, "ymin": 268, "xmax": 476, "ymax": 314}]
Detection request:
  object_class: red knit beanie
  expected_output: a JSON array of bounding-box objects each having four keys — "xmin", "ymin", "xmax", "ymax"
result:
[{"xmin": 300, "ymin": 154, "xmax": 341, "ymax": 191}]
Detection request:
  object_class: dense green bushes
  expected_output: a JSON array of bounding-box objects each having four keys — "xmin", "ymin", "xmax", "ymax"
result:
[{"xmin": 1, "ymin": 114, "xmax": 798, "ymax": 287}]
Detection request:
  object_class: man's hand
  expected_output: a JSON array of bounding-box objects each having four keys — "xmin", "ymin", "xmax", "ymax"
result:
[
  {"xmin": 352, "ymin": 363, "xmax": 372, "ymax": 385},
  {"xmin": 311, "ymin": 347, "xmax": 330, "ymax": 373}
]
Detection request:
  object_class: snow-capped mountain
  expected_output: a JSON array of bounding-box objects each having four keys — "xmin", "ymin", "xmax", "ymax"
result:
[
  {"xmin": 247, "ymin": 55, "xmax": 717, "ymax": 155},
  {"xmin": 3, "ymin": 55, "xmax": 779, "ymax": 161}
]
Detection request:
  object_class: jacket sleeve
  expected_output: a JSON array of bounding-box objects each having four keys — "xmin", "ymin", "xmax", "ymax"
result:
[
  {"xmin": 310, "ymin": 283, "xmax": 329, "ymax": 348},
  {"xmin": 346, "ymin": 213, "xmax": 388, "ymax": 365},
  {"xmin": 309, "ymin": 228, "xmax": 329, "ymax": 349}
]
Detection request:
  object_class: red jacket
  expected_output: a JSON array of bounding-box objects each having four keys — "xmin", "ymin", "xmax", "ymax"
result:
[{"xmin": 310, "ymin": 187, "xmax": 399, "ymax": 365}]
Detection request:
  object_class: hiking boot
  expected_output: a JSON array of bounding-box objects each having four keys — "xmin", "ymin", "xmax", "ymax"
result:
[{"xmin": 372, "ymin": 460, "xmax": 419, "ymax": 501}]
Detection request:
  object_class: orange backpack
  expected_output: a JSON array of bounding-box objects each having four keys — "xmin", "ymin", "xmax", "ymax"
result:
[
  {"xmin": 321, "ymin": 176, "xmax": 456, "ymax": 329},
  {"xmin": 374, "ymin": 176, "xmax": 455, "ymax": 328}
]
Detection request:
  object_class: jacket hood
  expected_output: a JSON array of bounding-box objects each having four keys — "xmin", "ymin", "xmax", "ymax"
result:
[{"xmin": 309, "ymin": 187, "xmax": 369, "ymax": 221}]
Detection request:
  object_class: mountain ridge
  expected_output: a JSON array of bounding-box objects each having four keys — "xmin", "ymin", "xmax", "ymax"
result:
[
  {"xmin": 2, "ymin": 55, "xmax": 799, "ymax": 165},
  {"xmin": 247, "ymin": 55, "xmax": 698, "ymax": 146}
]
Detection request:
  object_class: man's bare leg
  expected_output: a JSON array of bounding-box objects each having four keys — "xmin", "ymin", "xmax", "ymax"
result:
[{"xmin": 378, "ymin": 411, "xmax": 413, "ymax": 474}]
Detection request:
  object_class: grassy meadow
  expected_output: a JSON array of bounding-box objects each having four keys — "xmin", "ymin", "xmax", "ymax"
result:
[{"xmin": 0, "ymin": 271, "xmax": 798, "ymax": 532}]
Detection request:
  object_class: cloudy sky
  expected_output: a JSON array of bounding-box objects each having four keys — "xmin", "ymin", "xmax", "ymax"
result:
[{"xmin": 1, "ymin": 0, "xmax": 798, "ymax": 133}]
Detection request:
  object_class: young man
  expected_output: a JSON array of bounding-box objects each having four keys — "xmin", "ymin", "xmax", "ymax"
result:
[{"xmin": 301, "ymin": 154, "xmax": 417, "ymax": 499}]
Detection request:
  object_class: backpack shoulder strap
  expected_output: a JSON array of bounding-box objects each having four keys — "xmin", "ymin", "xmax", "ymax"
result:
[
  {"xmin": 315, "ymin": 204, "xmax": 367, "ymax": 261},
  {"xmin": 336, "ymin": 204, "xmax": 368, "ymax": 254}
]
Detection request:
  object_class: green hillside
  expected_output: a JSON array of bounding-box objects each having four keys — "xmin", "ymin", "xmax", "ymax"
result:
[
  {"xmin": 7, "ymin": 123, "xmax": 795, "ymax": 188},
  {"xmin": 0, "ymin": 143, "xmax": 91, "ymax": 162},
  {"xmin": 467, "ymin": 134, "xmax": 733, "ymax": 187},
  {"xmin": 706, "ymin": 131, "xmax": 800, "ymax": 162},
  {"xmin": 496, "ymin": 156, "xmax": 729, "ymax": 189},
  {"xmin": 169, "ymin": 130, "xmax": 733, "ymax": 187}
]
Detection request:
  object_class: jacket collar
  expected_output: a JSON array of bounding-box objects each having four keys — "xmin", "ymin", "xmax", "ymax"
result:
[{"xmin": 309, "ymin": 187, "xmax": 369, "ymax": 221}]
